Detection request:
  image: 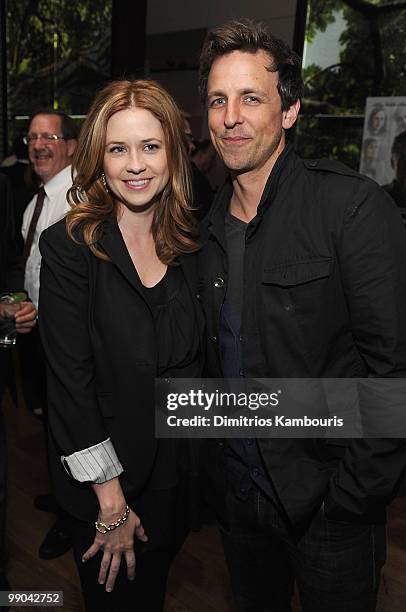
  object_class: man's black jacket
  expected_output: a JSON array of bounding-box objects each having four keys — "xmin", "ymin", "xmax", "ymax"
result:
[
  {"xmin": 198, "ymin": 145, "xmax": 406, "ymax": 530},
  {"xmin": 0, "ymin": 173, "xmax": 24, "ymax": 292}
]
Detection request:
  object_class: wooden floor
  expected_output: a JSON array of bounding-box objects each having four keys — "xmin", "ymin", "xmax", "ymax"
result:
[{"xmin": 3, "ymin": 385, "xmax": 406, "ymax": 611}]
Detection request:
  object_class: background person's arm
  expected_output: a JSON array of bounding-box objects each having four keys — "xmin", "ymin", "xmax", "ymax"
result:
[{"xmin": 0, "ymin": 174, "xmax": 24, "ymax": 291}]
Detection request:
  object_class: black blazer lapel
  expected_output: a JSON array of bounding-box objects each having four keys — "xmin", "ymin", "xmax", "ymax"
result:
[
  {"xmin": 99, "ymin": 220, "xmax": 205, "ymax": 349},
  {"xmin": 98, "ymin": 218, "xmax": 146, "ymax": 298}
]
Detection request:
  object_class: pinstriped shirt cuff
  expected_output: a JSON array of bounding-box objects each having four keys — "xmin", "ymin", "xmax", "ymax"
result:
[{"xmin": 61, "ymin": 438, "xmax": 123, "ymax": 483}]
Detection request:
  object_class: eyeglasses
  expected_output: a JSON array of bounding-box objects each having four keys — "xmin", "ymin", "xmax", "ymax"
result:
[{"xmin": 23, "ymin": 133, "xmax": 66, "ymax": 145}]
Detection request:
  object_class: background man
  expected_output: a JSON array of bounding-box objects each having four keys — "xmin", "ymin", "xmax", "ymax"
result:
[
  {"xmin": 21, "ymin": 109, "xmax": 78, "ymax": 560},
  {"xmin": 182, "ymin": 111, "xmax": 214, "ymax": 220},
  {"xmin": 198, "ymin": 19, "xmax": 406, "ymax": 612},
  {"xmin": 0, "ymin": 173, "xmax": 36, "ymax": 589},
  {"xmin": 191, "ymin": 139, "xmax": 217, "ymax": 176},
  {"xmin": 383, "ymin": 130, "xmax": 406, "ymax": 221}
]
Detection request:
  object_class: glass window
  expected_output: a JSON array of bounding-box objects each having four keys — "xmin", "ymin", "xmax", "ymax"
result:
[
  {"xmin": 295, "ymin": 0, "xmax": 406, "ymax": 169},
  {"xmin": 5, "ymin": 0, "xmax": 112, "ymax": 149}
]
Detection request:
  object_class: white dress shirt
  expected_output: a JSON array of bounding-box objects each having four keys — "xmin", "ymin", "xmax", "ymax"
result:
[
  {"xmin": 62, "ymin": 438, "xmax": 123, "ymax": 484},
  {"xmin": 22, "ymin": 165, "xmax": 73, "ymax": 308}
]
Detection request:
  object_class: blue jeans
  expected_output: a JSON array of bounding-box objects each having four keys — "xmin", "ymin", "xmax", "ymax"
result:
[{"xmin": 220, "ymin": 484, "xmax": 383, "ymax": 612}]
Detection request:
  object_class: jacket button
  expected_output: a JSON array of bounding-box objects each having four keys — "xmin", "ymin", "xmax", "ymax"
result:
[
  {"xmin": 284, "ymin": 303, "xmax": 294, "ymax": 312},
  {"xmin": 214, "ymin": 276, "xmax": 225, "ymax": 288},
  {"xmin": 211, "ymin": 335, "xmax": 217, "ymax": 342},
  {"xmin": 239, "ymin": 369, "xmax": 245, "ymax": 377},
  {"xmin": 196, "ymin": 293, "xmax": 201, "ymax": 300}
]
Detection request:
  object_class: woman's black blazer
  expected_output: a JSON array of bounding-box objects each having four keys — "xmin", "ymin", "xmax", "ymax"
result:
[{"xmin": 39, "ymin": 217, "xmax": 205, "ymax": 521}]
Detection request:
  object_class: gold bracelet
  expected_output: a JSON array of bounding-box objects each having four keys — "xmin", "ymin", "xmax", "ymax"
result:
[{"xmin": 95, "ymin": 505, "xmax": 130, "ymax": 534}]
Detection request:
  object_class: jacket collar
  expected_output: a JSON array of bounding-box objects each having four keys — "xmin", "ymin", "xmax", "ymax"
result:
[
  {"xmin": 98, "ymin": 216, "xmax": 205, "ymax": 354},
  {"xmin": 205, "ymin": 143, "xmax": 296, "ymax": 246},
  {"xmin": 98, "ymin": 216, "xmax": 146, "ymax": 297},
  {"xmin": 256, "ymin": 142, "xmax": 296, "ymax": 218},
  {"xmin": 98, "ymin": 215, "xmax": 202, "ymax": 299}
]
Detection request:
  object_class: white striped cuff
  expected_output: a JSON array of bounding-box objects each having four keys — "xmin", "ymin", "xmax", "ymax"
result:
[{"xmin": 61, "ymin": 437, "xmax": 124, "ymax": 484}]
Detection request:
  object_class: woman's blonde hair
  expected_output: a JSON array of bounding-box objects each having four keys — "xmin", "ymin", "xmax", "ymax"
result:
[{"xmin": 66, "ymin": 79, "xmax": 198, "ymax": 263}]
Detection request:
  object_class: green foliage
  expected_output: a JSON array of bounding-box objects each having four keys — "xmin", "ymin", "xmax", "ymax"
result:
[
  {"xmin": 298, "ymin": 0, "xmax": 406, "ymax": 164},
  {"xmin": 305, "ymin": 0, "xmax": 338, "ymax": 43},
  {"xmin": 5, "ymin": 0, "xmax": 112, "ymax": 141},
  {"xmin": 295, "ymin": 114, "xmax": 364, "ymax": 169}
]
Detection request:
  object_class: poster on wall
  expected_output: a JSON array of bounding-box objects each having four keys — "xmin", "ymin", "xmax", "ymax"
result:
[{"xmin": 359, "ymin": 96, "xmax": 406, "ymax": 186}]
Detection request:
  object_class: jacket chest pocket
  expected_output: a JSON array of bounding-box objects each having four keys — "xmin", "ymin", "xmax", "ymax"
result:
[
  {"xmin": 262, "ymin": 258, "xmax": 332, "ymax": 287},
  {"xmin": 260, "ymin": 257, "xmax": 334, "ymax": 327},
  {"xmin": 258, "ymin": 257, "xmax": 335, "ymax": 371}
]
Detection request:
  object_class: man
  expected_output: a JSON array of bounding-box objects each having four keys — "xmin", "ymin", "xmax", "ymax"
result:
[
  {"xmin": 182, "ymin": 112, "xmax": 214, "ymax": 220},
  {"xmin": 191, "ymin": 139, "xmax": 217, "ymax": 176},
  {"xmin": 0, "ymin": 174, "xmax": 36, "ymax": 589},
  {"xmin": 21, "ymin": 109, "xmax": 78, "ymax": 559},
  {"xmin": 383, "ymin": 130, "xmax": 406, "ymax": 221},
  {"xmin": 197, "ymin": 19, "xmax": 406, "ymax": 611}
]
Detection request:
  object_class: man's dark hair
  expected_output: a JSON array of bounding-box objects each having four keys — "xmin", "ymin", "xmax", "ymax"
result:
[
  {"xmin": 198, "ymin": 18, "xmax": 303, "ymax": 110},
  {"xmin": 29, "ymin": 109, "xmax": 79, "ymax": 140},
  {"xmin": 392, "ymin": 130, "xmax": 406, "ymax": 157}
]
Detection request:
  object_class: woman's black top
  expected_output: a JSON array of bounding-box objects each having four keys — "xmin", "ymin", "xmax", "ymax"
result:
[
  {"xmin": 142, "ymin": 265, "xmax": 200, "ymax": 490},
  {"xmin": 142, "ymin": 265, "xmax": 200, "ymax": 377}
]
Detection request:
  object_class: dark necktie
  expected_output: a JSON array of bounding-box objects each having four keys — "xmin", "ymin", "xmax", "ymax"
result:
[{"xmin": 23, "ymin": 186, "xmax": 46, "ymax": 260}]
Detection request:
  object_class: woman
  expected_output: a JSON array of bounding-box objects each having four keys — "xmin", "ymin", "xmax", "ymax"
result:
[
  {"xmin": 39, "ymin": 80, "xmax": 205, "ymax": 611},
  {"xmin": 367, "ymin": 104, "xmax": 387, "ymax": 137}
]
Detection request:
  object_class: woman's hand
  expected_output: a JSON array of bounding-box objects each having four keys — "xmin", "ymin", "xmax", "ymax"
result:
[
  {"xmin": 84, "ymin": 477, "xmax": 148, "ymax": 592},
  {"xmin": 82, "ymin": 506, "xmax": 147, "ymax": 592}
]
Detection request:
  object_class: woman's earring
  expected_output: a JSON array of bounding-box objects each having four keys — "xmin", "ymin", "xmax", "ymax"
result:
[{"xmin": 101, "ymin": 172, "xmax": 108, "ymax": 192}]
